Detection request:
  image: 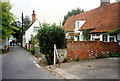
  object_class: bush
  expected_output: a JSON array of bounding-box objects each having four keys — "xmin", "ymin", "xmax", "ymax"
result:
[
  {"xmin": 63, "ymin": 57, "xmax": 68, "ymax": 63},
  {"xmin": 75, "ymin": 58, "xmax": 80, "ymax": 61},
  {"xmin": 31, "ymin": 47, "xmax": 35, "ymax": 55},
  {"xmin": 99, "ymin": 52, "xmax": 109, "ymax": 58},
  {"xmin": 109, "ymin": 52, "xmax": 119, "ymax": 57},
  {"xmin": 36, "ymin": 23, "xmax": 67, "ymax": 65}
]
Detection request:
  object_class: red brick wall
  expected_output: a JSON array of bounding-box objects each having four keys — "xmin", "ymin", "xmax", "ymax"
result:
[{"xmin": 67, "ymin": 40, "xmax": 119, "ymax": 61}]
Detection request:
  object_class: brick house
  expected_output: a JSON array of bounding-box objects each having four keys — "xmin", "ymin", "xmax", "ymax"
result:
[{"xmin": 63, "ymin": 0, "xmax": 120, "ymax": 43}]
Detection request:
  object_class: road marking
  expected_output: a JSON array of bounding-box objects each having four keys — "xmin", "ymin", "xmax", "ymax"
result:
[
  {"xmin": 33, "ymin": 61, "xmax": 36, "ymax": 63},
  {"xmin": 35, "ymin": 63, "xmax": 41, "ymax": 68}
]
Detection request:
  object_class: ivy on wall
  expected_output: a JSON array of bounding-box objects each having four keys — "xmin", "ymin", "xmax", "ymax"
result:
[
  {"xmin": 107, "ymin": 28, "xmax": 120, "ymax": 34},
  {"xmin": 82, "ymin": 29, "xmax": 91, "ymax": 41}
]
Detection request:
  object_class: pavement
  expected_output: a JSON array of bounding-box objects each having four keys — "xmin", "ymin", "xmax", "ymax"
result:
[
  {"xmin": 2, "ymin": 46, "xmax": 55, "ymax": 79},
  {"xmin": 45, "ymin": 57, "xmax": 119, "ymax": 79}
]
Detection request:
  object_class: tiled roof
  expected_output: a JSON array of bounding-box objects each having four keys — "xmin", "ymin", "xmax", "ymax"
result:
[
  {"xmin": 63, "ymin": 16, "xmax": 75, "ymax": 32},
  {"xmin": 24, "ymin": 20, "xmax": 36, "ymax": 32},
  {"xmin": 63, "ymin": 2, "xmax": 120, "ymax": 33},
  {"xmin": 69, "ymin": 33, "xmax": 80, "ymax": 36}
]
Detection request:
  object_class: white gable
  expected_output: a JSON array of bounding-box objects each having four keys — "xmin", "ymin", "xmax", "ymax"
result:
[
  {"xmin": 74, "ymin": 20, "xmax": 86, "ymax": 31},
  {"xmin": 25, "ymin": 20, "xmax": 40, "ymax": 43}
]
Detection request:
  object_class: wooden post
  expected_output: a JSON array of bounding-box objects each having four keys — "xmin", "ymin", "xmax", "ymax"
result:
[
  {"xmin": 21, "ymin": 12, "xmax": 23, "ymax": 47},
  {"xmin": 54, "ymin": 44, "xmax": 56, "ymax": 65}
]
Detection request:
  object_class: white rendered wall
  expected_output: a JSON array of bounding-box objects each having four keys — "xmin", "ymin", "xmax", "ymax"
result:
[{"xmin": 25, "ymin": 20, "xmax": 40, "ymax": 44}]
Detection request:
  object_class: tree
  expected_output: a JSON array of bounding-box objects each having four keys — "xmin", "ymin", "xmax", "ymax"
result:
[
  {"xmin": 1, "ymin": 1, "xmax": 19, "ymax": 40},
  {"xmin": 37, "ymin": 23, "xmax": 66, "ymax": 65},
  {"xmin": 11, "ymin": 21, "xmax": 22, "ymax": 43},
  {"xmin": 23, "ymin": 16, "xmax": 31, "ymax": 31},
  {"xmin": 62, "ymin": 8, "xmax": 84, "ymax": 26}
]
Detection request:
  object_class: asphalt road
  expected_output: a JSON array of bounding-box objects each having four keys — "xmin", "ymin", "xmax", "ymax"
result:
[{"xmin": 2, "ymin": 46, "xmax": 55, "ymax": 79}]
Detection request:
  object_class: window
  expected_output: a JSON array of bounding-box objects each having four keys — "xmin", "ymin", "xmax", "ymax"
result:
[
  {"xmin": 34, "ymin": 27, "xmax": 40, "ymax": 32},
  {"xmin": 109, "ymin": 37, "xmax": 114, "ymax": 42},
  {"xmin": 77, "ymin": 22, "xmax": 79, "ymax": 29},
  {"xmin": 103, "ymin": 34, "xmax": 108, "ymax": 42},
  {"xmin": 77, "ymin": 36, "xmax": 79, "ymax": 41},
  {"xmin": 71, "ymin": 36, "xmax": 74, "ymax": 41}
]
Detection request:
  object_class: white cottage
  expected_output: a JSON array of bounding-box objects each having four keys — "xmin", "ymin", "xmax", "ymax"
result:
[{"xmin": 23, "ymin": 10, "xmax": 40, "ymax": 47}]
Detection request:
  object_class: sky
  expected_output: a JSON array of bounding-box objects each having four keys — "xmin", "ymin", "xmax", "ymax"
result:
[{"xmin": 10, "ymin": 0, "xmax": 117, "ymax": 25}]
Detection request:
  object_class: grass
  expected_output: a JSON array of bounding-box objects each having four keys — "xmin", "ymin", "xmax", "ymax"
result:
[{"xmin": 0, "ymin": 50, "xmax": 9, "ymax": 54}]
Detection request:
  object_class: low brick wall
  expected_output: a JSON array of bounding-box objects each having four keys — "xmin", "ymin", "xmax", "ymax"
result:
[{"xmin": 67, "ymin": 40, "xmax": 119, "ymax": 61}]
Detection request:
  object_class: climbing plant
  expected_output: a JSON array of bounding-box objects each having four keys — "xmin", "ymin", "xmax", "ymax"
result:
[
  {"xmin": 107, "ymin": 28, "xmax": 120, "ymax": 34},
  {"xmin": 82, "ymin": 29, "xmax": 91, "ymax": 41}
]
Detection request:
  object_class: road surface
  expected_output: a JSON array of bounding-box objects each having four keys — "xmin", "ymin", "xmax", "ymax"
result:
[{"xmin": 2, "ymin": 46, "xmax": 55, "ymax": 79}]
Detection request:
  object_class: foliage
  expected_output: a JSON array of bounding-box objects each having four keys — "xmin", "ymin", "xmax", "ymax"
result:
[
  {"xmin": 99, "ymin": 52, "xmax": 109, "ymax": 58},
  {"xmin": 82, "ymin": 29, "xmax": 91, "ymax": 41},
  {"xmin": 30, "ymin": 35, "xmax": 38, "ymax": 45},
  {"xmin": 31, "ymin": 47, "xmax": 35, "ymax": 55},
  {"xmin": 63, "ymin": 57, "xmax": 68, "ymax": 63},
  {"xmin": 107, "ymin": 28, "xmax": 120, "ymax": 34},
  {"xmin": 1, "ymin": 1, "xmax": 19, "ymax": 40},
  {"xmin": 23, "ymin": 16, "xmax": 31, "ymax": 31},
  {"xmin": 11, "ymin": 21, "xmax": 21, "ymax": 43},
  {"xmin": 62, "ymin": 8, "xmax": 84, "ymax": 26},
  {"xmin": 109, "ymin": 52, "xmax": 120, "ymax": 57},
  {"xmin": 37, "ymin": 23, "xmax": 66, "ymax": 65},
  {"xmin": 75, "ymin": 58, "xmax": 80, "ymax": 61}
]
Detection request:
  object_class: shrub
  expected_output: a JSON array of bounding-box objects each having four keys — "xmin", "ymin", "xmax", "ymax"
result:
[
  {"xmin": 31, "ymin": 47, "xmax": 35, "ymax": 55},
  {"xmin": 63, "ymin": 57, "xmax": 68, "ymax": 63},
  {"xmin": 109, "ymin": 52, "xmax": 119, "ymax": 57},
  {"xmin": 36, "ymin": 23, "xmax": 66, "ymax": 65},
  {"xmin": 99, "ymin": 52, "xmax": 109, "ymax": 58},
  {"xmin": 75, "ymin": 58, "xmax": 80, "ymax": 61}
]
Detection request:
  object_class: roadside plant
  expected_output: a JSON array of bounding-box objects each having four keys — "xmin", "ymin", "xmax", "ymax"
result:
[
  {"xmin": 31, "ymin": 47, "xmax": 35, "ymax": 55},
  {"xmin": 109, "ymin": 52, "xmax": 119, "ymax": 57},
  {"xmin": 99, "ymin": 52, "xmax": 109, "ymax": 58},
  {"xmin": 63, "ymin": 57, "xmax": 68, "ymax": 63},
  {"xmin": 37, "ymin": 23, "xmax": 66, "ymax": 65},
  {"xmin": 75, "ymin": 58, "xmax": 80, "ymax": 61}
]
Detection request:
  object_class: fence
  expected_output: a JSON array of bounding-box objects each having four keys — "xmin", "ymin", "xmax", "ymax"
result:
[{"xmin": 67, "ymin": 39, "xmax": 119, "ymax": 61}]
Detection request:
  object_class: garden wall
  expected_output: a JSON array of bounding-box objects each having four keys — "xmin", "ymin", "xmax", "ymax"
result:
[{"xmin": 67, "ymin": 39, "xmax": 119, "ymax": 61}]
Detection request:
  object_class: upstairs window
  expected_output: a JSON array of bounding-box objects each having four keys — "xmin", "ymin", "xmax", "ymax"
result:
[
  {"xmin": 77, "ymin": 22, "xmax": 79, "ymax": 29},
  {"xmin": 34, "ymin": 27, "xmax": 40, "ymax": 32},
  {"xmin": 75, "ymin": 20, "xmax": 86, "ymax": 31}
]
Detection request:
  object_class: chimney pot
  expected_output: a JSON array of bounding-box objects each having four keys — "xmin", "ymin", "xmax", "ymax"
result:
[
  {"xmin": 100, "ymin": 0, "xmax": 110, "ymax": 6},
  {"xmin": 32, "ymin": 10, "xmax": 36, "ymax": 23}
]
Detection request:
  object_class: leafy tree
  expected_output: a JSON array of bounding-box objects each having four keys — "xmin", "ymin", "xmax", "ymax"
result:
[
  {"xmin": 23, "ymin": 16, "xmax": 31, "ymax": 31},
  {"xmin": 37, "ymin": 23, "xmax": 66, "ymax": 65},
  {"xmin": 11, "ymin": 21, "xmax": 22, "ymax": 43},
  {"xmin": 62, "ymin": 8, "xmax": 84, "ymax": 25},
  {"xmin": 1, "ymin": 1, "xmax": 19, "ymax": 40},
  {"xmin": 62, "ymin": 8, "xmax": 84, "ymax": 26}
]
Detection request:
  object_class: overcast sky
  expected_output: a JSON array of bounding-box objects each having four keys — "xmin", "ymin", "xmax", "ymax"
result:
[{"xmin": 10, "ymin": 0, "xmax": 116, "ymax": 25}]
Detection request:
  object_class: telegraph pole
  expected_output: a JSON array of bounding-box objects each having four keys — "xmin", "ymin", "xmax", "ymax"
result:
[{"xmin": 21, "ymin": 12, "xmax": 23, "ymax": 47}]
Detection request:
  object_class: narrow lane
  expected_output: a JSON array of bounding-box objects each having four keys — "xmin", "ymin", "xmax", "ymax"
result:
[{"xmin": 2, "ymin": 46, "xmax": 55, "ymax": 79}]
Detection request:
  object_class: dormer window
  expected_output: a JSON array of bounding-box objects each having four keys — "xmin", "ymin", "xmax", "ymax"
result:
[
  {"xmin": 75, "ymin": 20, "xmax": 86, "ymax": 31},
  {"xmin": 77, "ymin": 22, "xmax": 79, "ymax": 29}
]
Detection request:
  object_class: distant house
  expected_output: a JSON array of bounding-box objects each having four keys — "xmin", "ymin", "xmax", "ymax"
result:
[
  {"xmin": 23, "ymin": 10, "xmax": 40, "ymax": 47},
  {"xmin": 63, "ymin": 0, "xmax": 120, "ymax": 43}
]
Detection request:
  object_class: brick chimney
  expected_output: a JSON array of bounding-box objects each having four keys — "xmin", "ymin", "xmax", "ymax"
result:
[
  {"xmin": 32, "ymin": 10, "xmax": 36, "ymax": 23},
  {"xmin": 100, "ymin": 0, "xmax": 110, "ymax": 6}
]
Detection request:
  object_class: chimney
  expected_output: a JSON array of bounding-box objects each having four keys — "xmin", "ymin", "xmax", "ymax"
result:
[
  {"xmin": 32, "ymin": 10, "xmax": 36, "ymax": 23},
  {"xmin": 100, "ymin": 0, "xmax": 110, "ymax": 6}
]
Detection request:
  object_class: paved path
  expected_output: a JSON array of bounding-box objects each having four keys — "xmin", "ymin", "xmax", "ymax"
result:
[{"xmin": 2, "ymin": 46, "xmax": 55, "ymax": 79}]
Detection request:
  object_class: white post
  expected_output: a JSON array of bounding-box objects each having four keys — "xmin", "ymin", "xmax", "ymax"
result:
[{"xmin": 54, "ymin": 44, "xmax": 56, "ymax": 65}]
